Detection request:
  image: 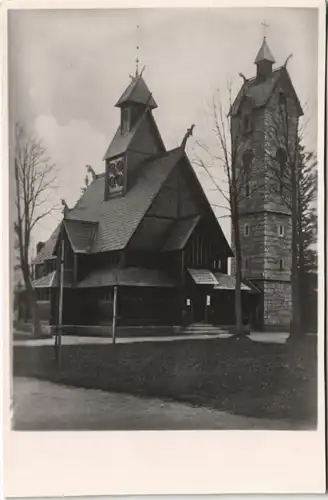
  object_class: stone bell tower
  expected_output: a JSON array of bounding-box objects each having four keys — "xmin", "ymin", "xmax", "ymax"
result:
[{"xmin": 230, "ymin": 37, "xmax": 303, "ymax": 328}]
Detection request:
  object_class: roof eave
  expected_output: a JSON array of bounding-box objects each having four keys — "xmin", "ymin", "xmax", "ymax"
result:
[{"xmin": 115, "ymin": 99, "xmax": 158, "ymax": 110}]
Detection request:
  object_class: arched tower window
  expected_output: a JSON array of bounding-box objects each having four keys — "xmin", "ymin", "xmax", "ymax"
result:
[
  {"xmin": 278, "ymin": 91, "xmax": 286, "ymax": 107},
  {"xmin": 242, "ymin": 149, "xmax": 254, "ymax": 197},
  {"xmin": 276, "ymin": 147, "xmax": 287, "ymax": 196},
  {"xmin": 121, "ymin": 108, "xmax": 130, "ymax": 135},
  {"xmin": 241, "ymin": 98, "xmax": 253, "ymax": 135}
]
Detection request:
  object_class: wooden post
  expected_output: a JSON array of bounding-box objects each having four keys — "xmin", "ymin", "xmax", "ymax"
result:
[
  {"xmin": 180, "ymin": 250, "xmax": 185, "ymax": 325},
  {"xmin": 55, "ymin": 236, "xmax": 65, "ymax": 368},
  {"xmin": 112, "ymin": 285, "xmax": 118, "ymax": 345},
  {"xmin": 205, "ymin": 293, "xmax": 210, "ymax": 324}
]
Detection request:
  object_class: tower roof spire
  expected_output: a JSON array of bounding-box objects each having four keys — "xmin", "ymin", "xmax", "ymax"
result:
[
  {"xmin": 254, "ymin": 36, "xmax": 275, "ymax": 64},
  {"xmin": 115, "ymin": 74, "xmax": 157, "ymax": 109}
]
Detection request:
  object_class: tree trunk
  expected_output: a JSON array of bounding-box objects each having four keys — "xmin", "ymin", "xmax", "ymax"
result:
[
  {"xmin": 22, "ymin": 264, "xmax": 42, "ymax": 337},
  {"xmin": 232, "ymin": 205, "xmax": 246, "ymax": 337}
]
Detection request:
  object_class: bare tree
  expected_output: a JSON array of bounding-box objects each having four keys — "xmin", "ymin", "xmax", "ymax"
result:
[
  {"xmin": 193, "ymin": 86, "xmax": 264, "ymax": 336},
  {"xmin": 14, "ymin": 122, "xmax": 58, "ymax": 336}
]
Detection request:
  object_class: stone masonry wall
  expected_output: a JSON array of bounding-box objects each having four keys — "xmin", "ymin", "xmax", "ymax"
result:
[
  {"xmin": 263, "ymin": 280, "xmax": 292, "ymax": 326},
  {"xmin": 230, "ymin": 71, "xmax": 298, "ymax": 328},
  {"xmin": 263, "ymin": 76, "xmax": 298, "ymax": 214},
  {"xmin": 264, "ymin": 212, "xmax": 292, "ymax": 282}
]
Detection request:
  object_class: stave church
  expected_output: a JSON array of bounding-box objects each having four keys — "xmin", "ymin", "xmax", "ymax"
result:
[{"xmin": 33, "ymin": 36, "xmax": 301, "ymax": 333}]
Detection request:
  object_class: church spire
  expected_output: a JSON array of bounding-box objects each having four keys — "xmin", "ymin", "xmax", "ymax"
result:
[
  {"xmin": 254, "ymin": 36, "xmax": 275, "ymax": 81},
  {"xmin": 254, "ymin": 37, "xmax": 275, "ymax": 64}
]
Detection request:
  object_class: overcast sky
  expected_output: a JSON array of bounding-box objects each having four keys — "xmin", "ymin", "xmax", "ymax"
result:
[{"xmin": 8, "ymin": 7, "xmax": 318, "ymax": 252}]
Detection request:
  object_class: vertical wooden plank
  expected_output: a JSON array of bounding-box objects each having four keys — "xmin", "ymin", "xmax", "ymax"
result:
[
  {"xmin": 55, "ymin": 234, "xmax": 65, "ymax": 369},
  {"xmin": 204, "ymin": 241, "xmax": 208, "ymax": 267},
  {"xmin": 195, "ymin": 233, "xmax": 199, "ymax": 266},
  {"xmin": 200, "ymin": 235, "xmax": 204, "ymax": 267},
  {"xmin": 192, "ymin": 235, "xmax": 196, "ymax": 267},
  {"xmin": 73, "ymin": 253, "xmax": 78, "ymax": 286}
]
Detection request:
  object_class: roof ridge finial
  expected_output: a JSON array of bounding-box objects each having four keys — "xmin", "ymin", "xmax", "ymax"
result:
[
  {"xmin": 136, "ymin": 52, "xmax": 139, "ymax": 78},
  {"xmin": 135, "ymin": 24, "xmax": 140, "ymax": 77},
  {"xmin": 181, "ymin": 124, "xmax": 195, "ymax": 150},
  {"xmin": 61, "ymin": 199, "xmax": 70, "ymax": 217}
]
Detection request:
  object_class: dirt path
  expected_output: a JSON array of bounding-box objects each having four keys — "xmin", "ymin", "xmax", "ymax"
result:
[{"xmin": 13, "ymin": 377, "xmax": 297, "ymax": 430}]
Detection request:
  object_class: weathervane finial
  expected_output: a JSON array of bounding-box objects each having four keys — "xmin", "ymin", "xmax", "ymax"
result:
[
  {"xmin": 135, "ymin": 25, "xmax": 140, "ymax": 77},
  {"xmin": 261, "ymin": 21, "xmax": 269, "ymax": 39}
]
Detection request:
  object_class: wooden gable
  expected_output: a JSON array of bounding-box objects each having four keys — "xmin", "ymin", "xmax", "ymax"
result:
[{"xmin": 128, "ymin": 154, "xmax": 232, "ymax": 258}]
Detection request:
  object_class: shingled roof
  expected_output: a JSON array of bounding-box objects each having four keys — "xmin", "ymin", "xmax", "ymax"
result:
[
  {"xmin": 34, "ymin": 224, "xmax": 61, "ymax": 265},
  {"xmin": 66, "ymin": 147, "xmax": 184, "ymax": 254},
  {"xmin": 162, "ymin": 215, "xmax": 200, "ymax": 252},
  {"xmin": 103, "ymin": 110, "xmax": 165, "ymax": 161},
  {"xmin": 213, "ymin": 272, "xmax": 252, "ymax": 291},
  {"xmin": 32, "ymin": 270, "xmax": 73, "ymax": 288},
  {"xmin": 64, "ymin": 219, "xmax": 98, "ymax": 253},
  {"xmin": 254, "ymin": 37, "xmax": 275, "ymax": 64},
  {"xmin": 230, "ymin": 68, "xmax": 282, "ymax": 117},
  {"xmin": 103, "ymin": 122, "xmax": 138, "ymax": 161},
  {"xmin": 230, "ymin": 66, "xmax": 303, "ymax": 117},
  {"xmin": 115, "ymin": 75, "xmax": 157, "ymax": 109},
  {"xmin": 77, "ymin": 266, "xmax": 176, "ymax": 288}
]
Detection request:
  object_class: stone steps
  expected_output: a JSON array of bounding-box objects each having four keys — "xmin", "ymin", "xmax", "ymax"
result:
[{"xmin": 178, "ymin": 323, "xmax": 228, "ymax": 335}]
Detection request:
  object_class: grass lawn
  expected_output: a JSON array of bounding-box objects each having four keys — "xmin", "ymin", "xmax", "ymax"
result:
[{"xmin": 13, "ymin": 336, "xmax": 317, "ymax": 425}]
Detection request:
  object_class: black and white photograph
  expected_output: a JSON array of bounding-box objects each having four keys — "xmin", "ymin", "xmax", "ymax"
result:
[
  {"xmin": 3, "ymin": 1, "xmax": 326, "ymax": 496},
  {"xmin": 4, "ymin": 0, "xmax": 323, "ymax": 438}
]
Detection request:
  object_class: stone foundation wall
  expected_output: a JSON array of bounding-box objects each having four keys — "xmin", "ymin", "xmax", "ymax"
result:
[{"xmin": 263, "ymin": 280, "xmax": 291, "ymax": 327}]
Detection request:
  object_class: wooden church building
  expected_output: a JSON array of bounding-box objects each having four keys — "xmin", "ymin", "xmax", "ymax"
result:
[
  {"xmin": 33, "ymin": 68, "xmax": 257, "ymax": 331},
  {"xmin": 33, "ymin": 35, "xmax": 300, "ymax": 331}
]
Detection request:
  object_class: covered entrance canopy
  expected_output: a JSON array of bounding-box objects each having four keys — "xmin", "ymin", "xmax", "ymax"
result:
[
  {"xmin": 187, "ymin": 268, "xmax": 218, "ymax": 286},
  {"xmin": 213, "ymin": 272, "xmax": 254, "ymax": 292},
  {"xmin": 186, "ymin": 268, "xmax": 259, "ymax": 324}
]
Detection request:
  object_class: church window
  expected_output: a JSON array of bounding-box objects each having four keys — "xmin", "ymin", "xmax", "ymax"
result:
[
  {"xmin": 279, "ymin": 259, "xmax": 285, "ymax": 271},
  {"xmin": 276, "ymin": 147, "xmax": 287, "ymax": 196},
  {"xmin": 241, "ymin": 98, "xmax": 253, "ymax": 135},
  {"xmin": 106, "ymin": 157, "xmax": 125, "ymax": 196},
  {"xmin": 242, "ymin": 149, "xmax": 254, "ymax": 197},
  {"xmin": 213, "ymin": 259, "xmax": 221, "ymax": 270},
  {"xmin": 244, "ymin": 223, "xmax": 250, "ymax": 237},
  {"xmin": 242, "ymin": 114, "xmax": 253, "ymax": 136},
  {"xmin": 36, "ymin": 288, "xmax": 50, "ymax": 301},
  {"xmin": 278, "ymin": 224, "xmax": 284, "ymax": 237},
  {"xmin": 101, "ymin": 288, "xmax": 112, "ymax": 301},
  {"xmin": 121, "ymin": 108, "xmax": 130, "ymax": 134},
  {"xmin": 279, "ymin": 91, "xmax": 286, "ymax": 107}
]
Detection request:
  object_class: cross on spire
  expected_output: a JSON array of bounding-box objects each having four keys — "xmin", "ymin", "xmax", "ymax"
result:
[{"xmin": 261, "ymin": 21, "xmax": 269, "ymax": 39}]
